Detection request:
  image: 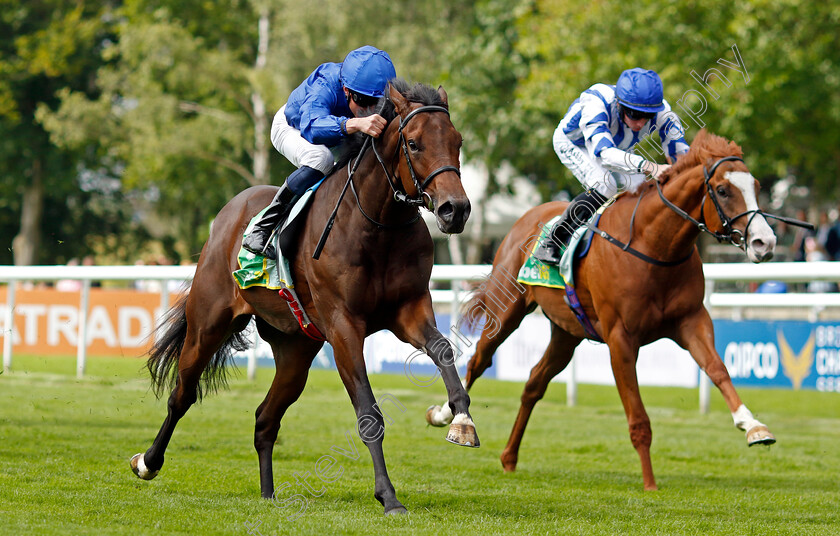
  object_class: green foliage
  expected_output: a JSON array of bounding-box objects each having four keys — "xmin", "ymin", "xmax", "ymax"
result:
[
  {"xmin": 439, "ymin": 0, "xmax": 535, "ymax": 196},
  {"xmin": 37, "ymin": 0, "xmax": 479, "ymax": 259},
  {"xmin": 0, "ymin": 0, "xmax": 131, "ymax": 265},
  {"xmin": 3, "ymin": 0, "xmax": 837, "ymax": 262},
  {"xmin": 40, "ymin": 3, "xmax": 264, "ymax": 259},
  {"xmin": 510, "ymin": 0, "xmax": 840, "ymax": 199}
]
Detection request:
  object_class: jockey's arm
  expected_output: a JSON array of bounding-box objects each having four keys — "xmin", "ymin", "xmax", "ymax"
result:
[
  {"xmin": 599, "ymin": 147, "xmax": 670, "ymax": 179},
  {"xmin": 578, "ymin": 89, "xmax": 665, "ymax": 178},
  {"xmin": 656, "ymin": 106, "xmax": 690, "ymax": 164}
]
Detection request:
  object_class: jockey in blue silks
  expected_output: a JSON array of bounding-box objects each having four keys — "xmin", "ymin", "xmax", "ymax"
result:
[
  {"xmin": 533, "ymin": 68, "xmax": 691, "ymax": 265},
  {"xmin": 242, "ymin": 45, "xmax": 397, "ymax": 260}
]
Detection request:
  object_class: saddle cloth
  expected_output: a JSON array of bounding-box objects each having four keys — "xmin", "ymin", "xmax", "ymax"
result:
[
  {"xmin": 515, "ymin": 197, "xmax": 616, "ymax": 342},
  {"xmin": 231, "ymin": 179, "xmax": 327, "ymax": 341},
  {"xmin": 516, "ymin": 213, "xmax": 600, "ymax": 290}
]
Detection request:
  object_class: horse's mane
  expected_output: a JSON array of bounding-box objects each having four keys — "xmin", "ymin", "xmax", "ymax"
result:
[
  {"xmin": 658, "ymin": 129, "xmax": 743, "ymax": 183},
  {"xmin": 333, "ymin": 78, "xmax": 445, "ymax": 171}
]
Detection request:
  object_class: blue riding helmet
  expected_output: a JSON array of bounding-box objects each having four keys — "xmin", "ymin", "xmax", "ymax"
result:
[
  {"xmin": 339, "ymin": 46, "xmax": 396, "ymax": 98},
  {"xmin": 615, "ymin": 68, "xmax": 665, "ymax": 113}
]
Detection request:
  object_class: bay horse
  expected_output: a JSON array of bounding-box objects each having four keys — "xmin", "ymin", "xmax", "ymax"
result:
[
  {"xmin": 427, "ymin": 129, "xmax": 777, "ymax": 491},
  {"xmin": 130, "ymin": 80, "xmax": 478, "ymax": 514}
]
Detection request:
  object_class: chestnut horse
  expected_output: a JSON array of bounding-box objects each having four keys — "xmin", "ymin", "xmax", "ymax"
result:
[
  {"xmin": 428, "ymin": 130, "xmax": 778, "ymax": 490},
  {"xmin": 130, "ymin": 80, "xmax": 477, "ymax": 514}
]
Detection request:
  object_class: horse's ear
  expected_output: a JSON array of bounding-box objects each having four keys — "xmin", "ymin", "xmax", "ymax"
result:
[
  {"xmin": 437, "ymin": 86, "xmax": 449, "ymax": 108},
  {"xmin": 389, "ymin": 83, "xmax": 409, "ymax": 115}
]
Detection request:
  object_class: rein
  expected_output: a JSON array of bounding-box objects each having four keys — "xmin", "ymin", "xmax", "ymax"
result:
[
  {"xmin": 584, "ymin": 220, "xmax": 696, "ymax": 267},
  {"xmin": 655, "ymin": 155, "xmax": 815, "ymax": 250},
  {"xmin": 582, "ymin": 155, "xmax": 759, "ymax": 267},
  {"xmin": 654, "ymin": 156, "xmax": 753, "ymax": 247}
]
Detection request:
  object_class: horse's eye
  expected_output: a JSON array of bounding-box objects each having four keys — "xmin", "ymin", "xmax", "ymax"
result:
[
  {"xmin": 408, "ymin": 140, "xmax": 419, "ymax": 151},
  {"xmin": 716, "ymin": 186, "xmax": 728, "ymax": 197}
]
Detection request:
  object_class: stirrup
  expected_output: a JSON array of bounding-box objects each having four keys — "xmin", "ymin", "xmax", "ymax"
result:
[
  {"xmin": 533, "ymin": 240, "xmax": 561, "ymax": 265},
  {"xmin": 242, "ymin": 230, "xmax": 277, "ymax": 260}
]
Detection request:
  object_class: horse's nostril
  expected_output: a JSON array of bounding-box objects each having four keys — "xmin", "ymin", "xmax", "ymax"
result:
[{"xmin": 437, "ymin": 201, "xmax": 455, "ymax": 222}]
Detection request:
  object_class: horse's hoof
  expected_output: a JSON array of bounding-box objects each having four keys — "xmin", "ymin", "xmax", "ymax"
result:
[
  {"xmin": 746, "ymin": 425, "xmax": 776, "ymax": 446},
  {"xmin": 445, "ymin": 414, "xmax": 480, "ymax": 447},
  {"xmin": 130, "ymin": 453, "xmax": 159, "ymax": 480},
  {"xmin": 384, "ymin": 505, "xmax": 409, "ymax": 516},
  {"xmin": 500, "ymin": 451, "xmax": 517, "ymax": 472}
]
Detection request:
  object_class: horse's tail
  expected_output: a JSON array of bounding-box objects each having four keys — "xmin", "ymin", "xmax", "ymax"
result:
[
  {"xmin": 146, "ymin": 292, "xmax": 249, "ymax": 400},
  {"xmin": 461, "ymin": 280, "xmax": 489, "ymax": 333}
]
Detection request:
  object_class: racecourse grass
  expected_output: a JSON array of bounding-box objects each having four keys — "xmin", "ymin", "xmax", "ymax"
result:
[{"xmin": 1, "ymin": 355, "xmax": 838, "ymax": 536}]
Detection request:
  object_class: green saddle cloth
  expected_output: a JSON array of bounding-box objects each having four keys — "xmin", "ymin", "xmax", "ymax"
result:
[
  {"xmin": 232, "ymin": 206, "xmax": 292, "ymax": 290},
  {"xmin": 516, "ymin": 214, "xmax": 592, "ymax": 290}
]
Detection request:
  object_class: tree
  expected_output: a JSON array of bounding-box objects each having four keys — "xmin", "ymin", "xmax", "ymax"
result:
[
  {"xmin": 0, "ymin": 1, "xmax": 126, "ymax": 265},
  {"xmin": 436, "ymin": 0, "xmax": 535, "ymax": 262},
  {"xmin": 514, "ymin": 0, "xmax": 840, "ymax": 201},
  {"xmin": 40, "ymin": 0, "xmax": 476, "ymax": 260}
]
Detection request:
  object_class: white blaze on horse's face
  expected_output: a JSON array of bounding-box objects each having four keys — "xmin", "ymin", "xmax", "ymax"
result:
[{"xmin": 724, "ymin": 171, "xmax": 777, "ymax": 263}]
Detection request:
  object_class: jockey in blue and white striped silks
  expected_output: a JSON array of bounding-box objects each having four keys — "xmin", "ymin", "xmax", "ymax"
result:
[
  {"xmin": 555, "ymin": 68, "xmax": 689, "ymax": 198},
  {"xmin": 534, "ymin": 68, "xmax": 690, "ymax": 266}
]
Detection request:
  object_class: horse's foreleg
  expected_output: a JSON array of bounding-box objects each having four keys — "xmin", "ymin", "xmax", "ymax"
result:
[
  {"xmin": 254, "ymin": 327, "xmax": 323, "ymax": 499},
  {"xmin": 606, "ymin": 326, "xmax": 656, "ymax": 491},
  {"xmin": 676, "ymin": 310, "xmax": 776, "ymax": 446},
  {"xmin": 501, "ymin": 323, "xmax": 580, "ymax": 471},
  {"xmin": 392, "ymin": 299, "xmax": 478, "ymax": 446},
  {"xmin": 426, "ymin": 275, "xmax": 532, "ymax": 428},
  {"xmin": 330, "ymin": 315, "xmax": 406, "ymax": 515},
  {"xmin": 426, "ymin": 327, "xmax": 479, "ymax": 447}
]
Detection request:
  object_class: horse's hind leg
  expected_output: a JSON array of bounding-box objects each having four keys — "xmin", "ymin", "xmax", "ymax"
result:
[
  {"xmin": 252, "ymin": 320, "xmax": 323, "ymax": 499},
  {"xmin": 464, "ymin": 267, "xmax": 533, "ymax": 389},
  {"xmin": 131, "ymin": 295, "xmax": 243, "ymax": 479},
  {"xmin": 501, "ymin": 323, "xmax": 580, "ymax": 471},
  {"xmin": 676, "ymin": 309, "xmax": 776, "ymax": 446}
]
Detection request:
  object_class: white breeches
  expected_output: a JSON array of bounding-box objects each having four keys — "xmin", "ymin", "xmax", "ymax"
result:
[
  {"xmin": 553, "ymin": 128, "xmax": 647, "ymax": 198},
  {"xmin": 270, "ymin": 105, "xmax": 335, "ymax": 174}
]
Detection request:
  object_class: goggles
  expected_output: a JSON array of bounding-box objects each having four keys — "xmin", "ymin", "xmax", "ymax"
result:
[
  {"xmin": 621, "ymin": 104, "xmax": 656, "ymax": 121},
  {"xmin": 350, "ymin": 91, "xmax": 379, "ymax": 108}
]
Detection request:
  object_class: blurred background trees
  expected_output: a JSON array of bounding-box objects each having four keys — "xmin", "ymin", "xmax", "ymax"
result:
[{"xmin": 2, "ymin": 0, "xmax": 837, "ymax": 265}]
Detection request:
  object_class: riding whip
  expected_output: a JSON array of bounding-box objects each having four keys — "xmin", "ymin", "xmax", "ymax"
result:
[{"xmin": 313, "ymin": 100, "xmax": 387, "ymax": 260}]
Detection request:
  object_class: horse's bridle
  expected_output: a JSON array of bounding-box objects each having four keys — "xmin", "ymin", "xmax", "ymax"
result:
[
  {"xmin": 316, "ymin": 102, "xmax": 460, "ymax": 256},
  {"xmin": 370, "ymin": 104, "xmax": 461, "ymax": 209},
  {"xmin": 586, "ymin": 155, "xmax": 814, "ymax": 267},
  {"xmin": 655, "ymin": 155, "xmax": 762, "ymax": 249}
]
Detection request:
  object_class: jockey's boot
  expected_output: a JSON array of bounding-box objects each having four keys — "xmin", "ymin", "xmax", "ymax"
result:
[
  {"xmin": 241, "ymin": 184, "xmax": 297, "ymax": 260},
  {"xmin": 241, "ymin": 166, "xmax": 323, "ymax": 259},
  {"xmin": 532, "ymin": 189, "xmax": 608, "ymax": 265}
]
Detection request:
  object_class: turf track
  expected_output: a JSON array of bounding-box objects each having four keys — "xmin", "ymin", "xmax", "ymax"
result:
[{"xmin": 1, "ymin": 355, "xmax": 838, "ymax": 535}]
